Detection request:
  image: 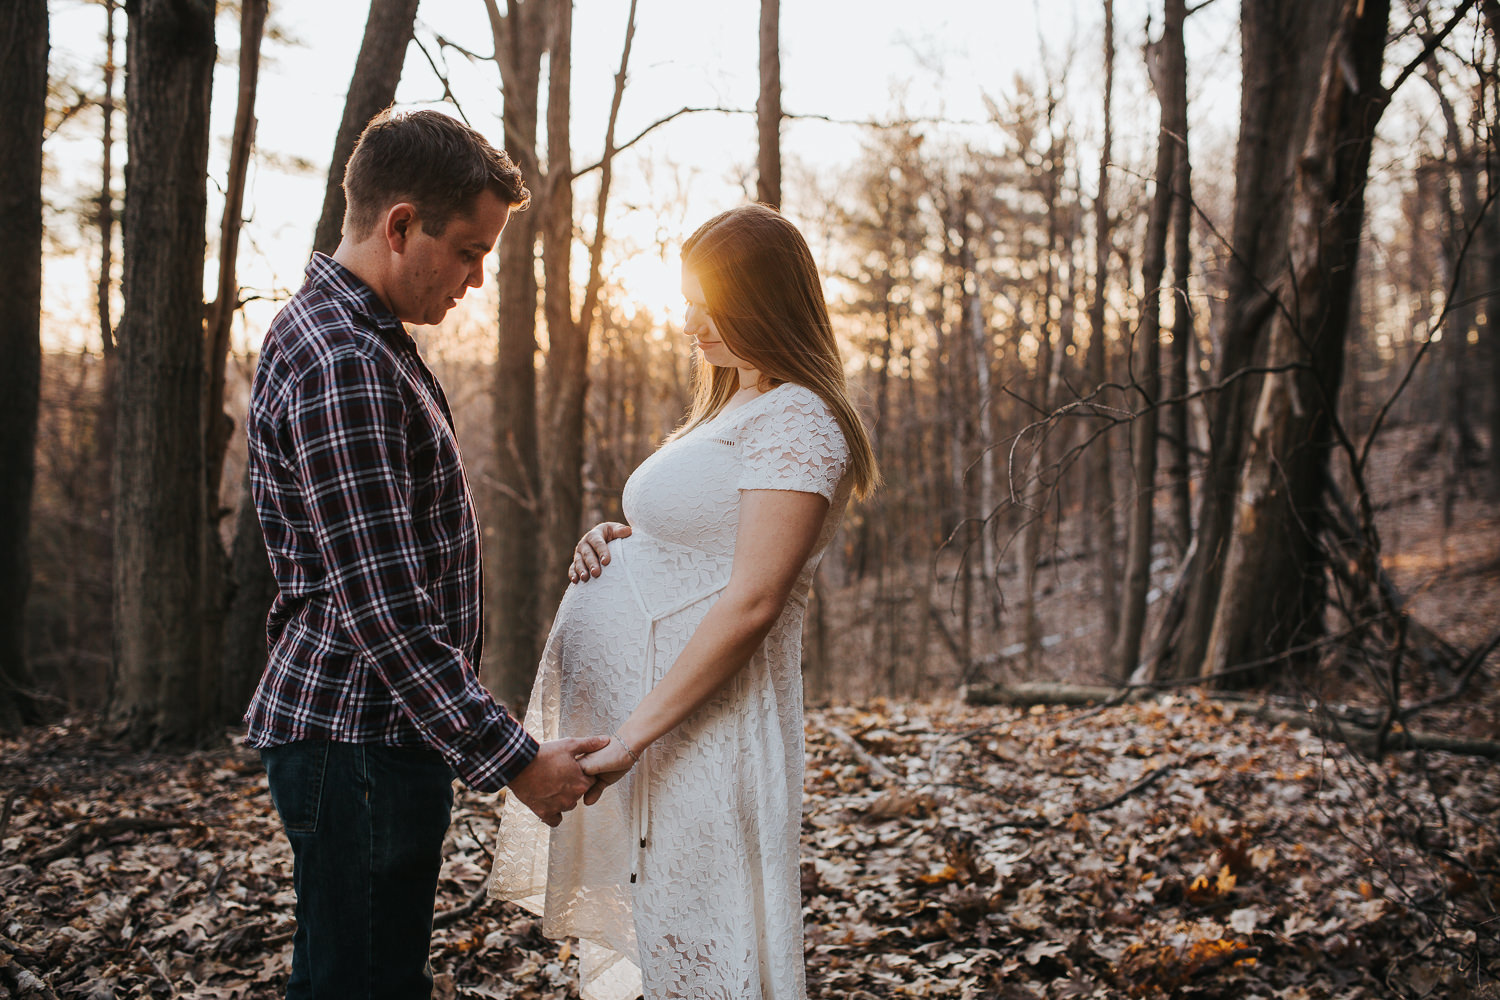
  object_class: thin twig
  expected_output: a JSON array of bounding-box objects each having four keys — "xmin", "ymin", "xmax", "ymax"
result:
[
  {"xmin": 411, "ymin": 33, "xmax": 471, "ymax": 125},
  {"xmin": 985, "ymin": 756, "xmax": 1203, "ymax": 830},
  {"xmin": 1400, "ymin": 629, "xmax": 1500, "ymax": 717},
  {"xmin": 463, "ymin": 816, "xmax": 495, "ymax": 870},
  {"xmin": 1381, "ymin": 0, "xmax": 1481, "ymax": 101},
  {"xmin": 1356, "ymin": 180, "xmax": 1498, "ymax": 477},
  {"xmin": 138, "ymin": 944, "xmax": 176, "ymax": 999},
  {"xmin": 0, "ymin": 787, "xmax": 22, "ymax": 846},
  {"xmin": 432, "ymin": 883, "xmax": 491, "ymax": 931},
  {"xmin": 827, "ymin": 725, "xmax": 903, "ymax": 785},
  {"xmin": 1083, "ymin": 763, "xmax": 1175, "ymax": 815}
]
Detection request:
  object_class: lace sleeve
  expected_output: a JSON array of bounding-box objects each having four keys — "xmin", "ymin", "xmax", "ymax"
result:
[{"xmin": 735, "ymin": 386, "xmax": 849, "ymax": 503}]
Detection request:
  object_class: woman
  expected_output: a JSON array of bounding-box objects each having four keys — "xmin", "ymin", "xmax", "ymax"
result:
[{"xmin": 488, "ymin": 204, "xmax": 877, "ymax": 1000}]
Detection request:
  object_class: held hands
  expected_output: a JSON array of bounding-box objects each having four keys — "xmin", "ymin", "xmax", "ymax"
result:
[
  {"xmin": 577, "ymin": 734, "xmax": 640, "ymax": 806},
  {"xmin": 508, "ymin": 735, "xmax": 610, "ymax": 827},
  {"xmin": 568, "ymin": 522, "xmax": 632, "ymax": 584}
]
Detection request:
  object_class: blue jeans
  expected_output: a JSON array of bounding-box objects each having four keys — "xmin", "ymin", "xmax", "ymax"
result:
[{"xmin": 261, "ymin": 740, "xmax": 456, "ymax": 1000}]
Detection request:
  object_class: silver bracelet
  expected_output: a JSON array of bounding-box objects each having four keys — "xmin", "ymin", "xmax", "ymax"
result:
[{"xmin": 612, "ymin": 731, "xmax": 641, "ymax": 764}]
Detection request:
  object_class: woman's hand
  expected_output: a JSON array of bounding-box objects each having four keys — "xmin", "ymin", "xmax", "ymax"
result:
[
  {"xmin": 577, "ymin": 736, "xmax": 638, "ymax": 806},
  {"xmin": 569, "ymin": 521, "xmax": 632, "ymax": 583}
]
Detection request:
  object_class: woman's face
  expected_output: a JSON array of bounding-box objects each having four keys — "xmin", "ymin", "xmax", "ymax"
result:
[{"xmin": 682, "ymin": 268, "xmax": 759, "ymax": 384}]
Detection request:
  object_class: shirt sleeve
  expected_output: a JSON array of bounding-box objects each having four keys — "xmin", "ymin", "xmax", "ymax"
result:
[
  {"xmin": 736, "ymin": 388, "xmax": 850, "ymax": 502},
  {"xmin": 285, "ymin": 349, "xmax": 538, "ymax": 790}
]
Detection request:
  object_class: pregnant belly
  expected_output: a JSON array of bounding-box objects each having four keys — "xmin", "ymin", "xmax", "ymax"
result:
[
  {"xmin": 547, "ymin": 533, "xmax": 731, "ymax": 693},
  {"xmin": 551, "ymin": 545, "xmax": 641, "ymax": 633}
]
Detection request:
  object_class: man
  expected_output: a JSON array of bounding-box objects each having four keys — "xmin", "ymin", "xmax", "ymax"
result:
[{"xmin": 244, "ymin": 108, "xmax": 605, "ymax": 998}]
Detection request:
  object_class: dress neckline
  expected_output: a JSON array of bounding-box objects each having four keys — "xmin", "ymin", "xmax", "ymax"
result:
[{"xmin": 713, "ymin": 382, "xmax": 793, "ymax": 421}]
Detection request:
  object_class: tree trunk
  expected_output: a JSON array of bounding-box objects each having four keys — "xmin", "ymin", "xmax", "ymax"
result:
[
  {"xmin": 1164, "ymin": 52, "xmax": 1193, "ymax": 561},
  {"xmin": 539, "ymin": 0, "xmax": 635, "ymax": 648},
  {"xmin": 222, "ymin": 0, "xmax": 422, "ymax": 723},
  {"xmin": 98, "ymin": 0, "xmax": 119, "ymax": 368},
  {"xmin": 96, "ymin": 0, "xmax": 122, "ymax": 556},
  {"xmin": 1085, "ymin": 0, "xmax": 1120, "ymax": 659},
  {"xmin": 311, "ymin": 0, "xmax": 423, "ymax": 258},
  {"xmin": 220, "ymin": 485, "xmax": 275, "ymax": 721},
  {"xmin": 1201, "ymin": 0, "xmax": 1392, "ymax": 681},
  {"xmin": 1154, "ymin": 0, "xmax": 1339, "ymax": 680},
  {"xmin": 937, "ymin": 188, "xmax": 981, "ymax": 676},
  {"xmin": 1490, "ymin": 147, "xmax": 1500, "ymax": 499},
  {"xmin": 0, "ymin": 0, "xmax": 48, "ymax": 732},
  {"xmin": 206, "ymin": 0, "xmax": 266, "ymax": 508},
  {"xmin": 1113, "ymin": 0, "xmax": 1184, "ymax": 680},
  {"xmin": 1427, "ymin": 69, "xmax": 1484, "ymax": 474},
  {"xmin": 1484, "ymin": 1, "xmax": 1500, "ymax": 496},
  {"xmin": 756, "ymin": 0, "xmax": 781, "ymax": 208},
  {"xmin": 540, "ymin": 0, "xmax": 584, "ymax": 622},
  {"xmin": 484, "ymin": 0, "xmax": 547, "ymax": 710},
  {"xmin": 109, "ymin": 0, "xmax": 216, "ymax": 747},
  {"xmin": 1021, "ymin": 103, "xmax": 1066, "ymax": 675},
  {"xmin": 204, "ymin": 0, "xmax": 266, "ymax": 723}
]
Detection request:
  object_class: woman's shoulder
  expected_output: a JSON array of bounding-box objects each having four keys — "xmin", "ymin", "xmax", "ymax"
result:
[
  {"xmin": 729, "ymin": 383, "xmax": 847, "ymax": 452},
  {"xmin": 737, "ymin": 382, "xmax": 837, "ymax": 425},
  {"xmin": 714, "ymin": 380, "xmax": 834, "ymax": 431}
]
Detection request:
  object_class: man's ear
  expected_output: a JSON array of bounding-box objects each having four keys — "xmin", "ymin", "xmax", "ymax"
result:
[{"xmin": 384, "ymin": 202, "xmax": 419, "ymax": 252}]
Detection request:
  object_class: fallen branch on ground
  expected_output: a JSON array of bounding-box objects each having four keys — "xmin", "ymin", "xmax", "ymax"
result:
[
  {"xmin": 0, "ymin": 936, "xmax": 61, "ymax": 1000},
  {"xmin": 963, "ymin": 683, "xmax": 1500, "ymax": 759},
  {"xmin": 827, "ymin": 725, "xmax": 904, "ymax": 784},
  {"xmin": 27, "ymin": 816, "xmax": 194, "ymax": 867},
  {"xmin": 433, "ymin": 884, "xmax": 491, "ymax": 931},
  {"xmin": 830, "ymin": 717, "xmax": 1203, "ymax": 830}
]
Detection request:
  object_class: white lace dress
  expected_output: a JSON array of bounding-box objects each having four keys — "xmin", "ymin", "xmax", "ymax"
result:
[{"xmin": 488, "ymin": 383, "xmax": 851, "ymax": 1000}]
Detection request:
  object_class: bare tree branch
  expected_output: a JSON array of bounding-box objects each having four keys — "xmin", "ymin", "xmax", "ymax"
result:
[
  {"xmin": 411, "ymin": 32, "xmax": 471, "ymax": 124},
  {"xmin": 1381, "ymin": 0, "xmax": 1481, "ymax": 101},
  {"xmin": 1355, "ymin": 182, "xmax": 1498, "ymax": 476},
  {"xmin": 572, "ymin": 107, "xmax": 992, "ymax": 177}
]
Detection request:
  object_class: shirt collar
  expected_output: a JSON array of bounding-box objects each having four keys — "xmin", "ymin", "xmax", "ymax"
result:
[{"xmin": 304, "ymin": 252, "xmax": 413, "ymax": 345}]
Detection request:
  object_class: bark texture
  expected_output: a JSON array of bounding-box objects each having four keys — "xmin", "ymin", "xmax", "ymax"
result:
[
  {"xmin": 109, "ymin": 0, "xmax": 216, "ymax": 746},
  {"xmin": 1200, "ymin": 0, "xmax": 1392, "ymax": 680},
  {"xmin": 0, "ymin": 0, "xmax": 48, "ymax": 731},
  {"xmin": 484, "ymin": 0, "xmax": 547, "ymax": 709},
  {"xmin": 1085, "ymin": 0, "xmax": 1120, "ymax": 658},
  {"xmin": 1485, "ymin": 3, "xmax": 1500, "ymax": 498},
  {"xmin": 539, "ymin": 0, "xmax": 584, "ymax": 649},
  {"xmin": 757, "ymin": 0, "xmax": 782, "ymax": 207},
  {"xmin": 206, "ymin": 0, "xmax": 267, "ymax": 505},
  {"xmin": 1154, "ymin": 0, "xmax": 1340, "ymax": 680},
  {"xmin": 1113, "ymin": 0, "xmax": 1184, "ymax": 679}
]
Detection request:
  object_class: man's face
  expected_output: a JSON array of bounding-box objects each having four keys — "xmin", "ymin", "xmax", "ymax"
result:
[{"xmin": 389, "ymin": 190, "xmax": 511, "ymax": 327}]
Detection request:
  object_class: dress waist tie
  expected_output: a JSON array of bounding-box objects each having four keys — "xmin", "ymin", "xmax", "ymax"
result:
[{"xmin": 612, "ymin": 542, "xmax": 729, "ymax": 884}]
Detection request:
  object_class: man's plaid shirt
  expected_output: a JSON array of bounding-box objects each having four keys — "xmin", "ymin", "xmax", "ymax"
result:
[{"xmin": 243, "ymin": 254, "xmax": 537, "ymax": 791}]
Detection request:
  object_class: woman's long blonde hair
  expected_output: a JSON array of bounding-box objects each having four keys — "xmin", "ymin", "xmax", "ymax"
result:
[{"xmin": 675, "ymin": 204, "xmax": 879, "ymax": 499}]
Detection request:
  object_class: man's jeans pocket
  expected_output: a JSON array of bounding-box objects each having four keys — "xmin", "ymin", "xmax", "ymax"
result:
[{"xmin": 262, "ymin": 741, "xmax": 330, "ymax": 835}]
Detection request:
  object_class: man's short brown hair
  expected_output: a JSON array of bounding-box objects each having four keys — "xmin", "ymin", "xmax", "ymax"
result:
[{"xmin": 341, "ymin": 108, "xmax": 530, "ymax": 240}]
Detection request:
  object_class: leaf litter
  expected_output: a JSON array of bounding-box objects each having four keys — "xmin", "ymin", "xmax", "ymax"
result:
[{"xmin": 1, "ymin": 694, "xmax": 1496, "ymax": 998}]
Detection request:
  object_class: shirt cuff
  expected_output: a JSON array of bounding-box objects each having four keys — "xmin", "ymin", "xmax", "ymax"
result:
[{"xmin": 443, "ymin": 709, "xmax": 541, "ymax": 793}]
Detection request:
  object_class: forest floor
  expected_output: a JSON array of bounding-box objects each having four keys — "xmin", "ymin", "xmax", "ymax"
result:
[{"xmin": 1, "ymin": 691, "xmax": 1497, "ymax": 1000}]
